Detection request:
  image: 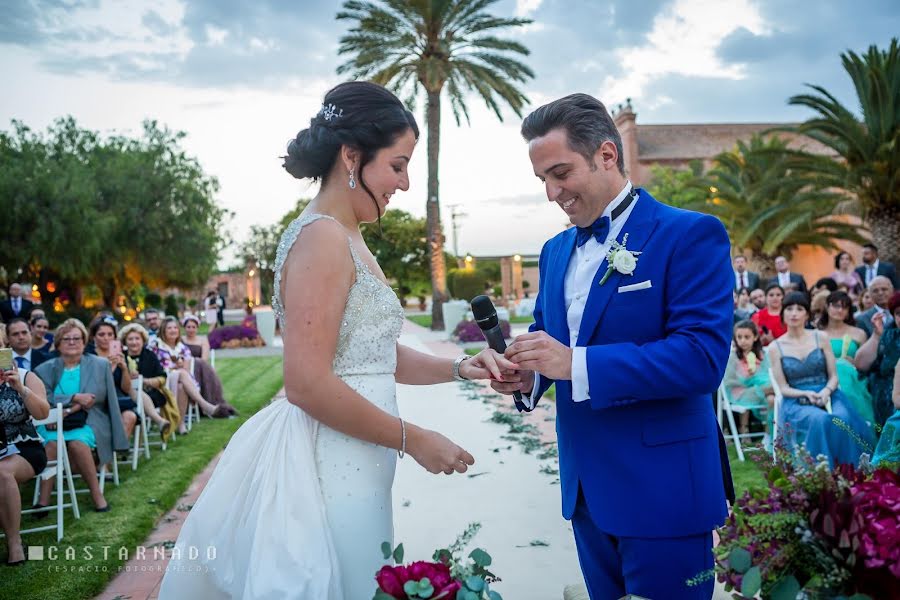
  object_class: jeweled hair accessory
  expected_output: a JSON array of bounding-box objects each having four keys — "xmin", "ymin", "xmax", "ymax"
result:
[{"xmin": 320, "ymin": 103, "xmax": 343, "ymax": 121}]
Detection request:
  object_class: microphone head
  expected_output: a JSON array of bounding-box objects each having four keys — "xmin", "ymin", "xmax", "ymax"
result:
[{"xmin": 471, "ymin": 295, "xmax": 499, "ymax": 330}]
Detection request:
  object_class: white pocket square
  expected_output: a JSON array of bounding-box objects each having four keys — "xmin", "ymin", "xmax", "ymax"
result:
[{"xmin": 618, "ymin": 280, "xmax": 652, "ymax": 293}]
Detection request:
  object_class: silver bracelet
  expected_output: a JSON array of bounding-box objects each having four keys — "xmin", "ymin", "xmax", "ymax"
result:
[
  {"xmin": 452, "ymin": 355, "xmax": 470, "ymax": 381},
  {"xmin": 398, "ymin": 418, "xmax": 406, "ymax": 459}
]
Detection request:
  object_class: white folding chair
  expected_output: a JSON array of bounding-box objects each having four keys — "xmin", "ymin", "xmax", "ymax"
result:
[
  {"xmin": 717, "ymin": 382, "xmax": 768, "ymax": 461},
  {"xmin": 186, "ymin": 358, "xmax": 201, "ymax": 430},
  {"xmin": 210, "ymin": 348, "xmax": 216, "ymax": 369},
  {"xmin": 132, "ymin": 375, "xmax": 170, "ymax": 455},
  {"xmin": 167, "ymin": 369, "xmax": 200, "ymax": 432},
  {"xmin": 15, "ymin": 403, "xmax": 81, "ymax": 542},
  {"xmin": 764, "ymin": 346, "xmax": 784, "ymax": 462}
]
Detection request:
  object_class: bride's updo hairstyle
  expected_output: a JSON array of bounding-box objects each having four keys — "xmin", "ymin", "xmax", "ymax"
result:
[{"xmin": 283, "ymin": 81, "xmax": 419, "ymax": 216}]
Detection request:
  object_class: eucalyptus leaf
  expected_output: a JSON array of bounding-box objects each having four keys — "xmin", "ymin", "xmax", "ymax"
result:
[
  {"xmin": 469, "ymin": 548, "xmax": 492, "ymax": 567},
  {"xmin": 393, "ymin": 543, "xmax": 404, "ymax": 564},
  {"xmin": 373, "ymin": 590, "xmax": 397, "ymax": 600},
  {"xmin": 460, "ymin": 590, "xmax": 479, "ymax": 600},
  {"xmin": 729, "ymin": 547, "xmax": 752, "ymax": 574},
  {"xmin": 404, "ymin": 580, "xmax": 420, "ymax": 595},
  {"xmin": 381, "ymin": 541, "xmax": 392, "ymax": 560},
  {"xmin": 488, "ymin": 591, "xmax": 503, "ymax": 600},
  {"xmin": 741, "ymin": 566, "xmax": 762, "ymax": 598},
  {"xmin": 465, "ymin": 576, "xmax": 485, "ymax": 592},
  {"xmin": 769, "ymin": 575, "xmax": 800, "ymax": 600}
]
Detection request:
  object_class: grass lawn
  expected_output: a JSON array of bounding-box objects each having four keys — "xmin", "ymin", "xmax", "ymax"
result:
[
  {"xmin": 2, "ymin": 355, "xmax": 284, "ymax": 600},
  {"xmin": 406, "ymin": 314, "xmax": 432, "ymax": 328},
  {"xmin": 509, "ymin": 315, "xmax": 535, "ymax": 324},
  {"xmin": 727, "ymin": 443, "xmax": 768, "ymax": 496}
]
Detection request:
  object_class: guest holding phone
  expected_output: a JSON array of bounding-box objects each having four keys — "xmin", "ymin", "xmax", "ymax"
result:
[{"xmin": 752, "ymin": 283, "xmax": 787, "ymax": 346}]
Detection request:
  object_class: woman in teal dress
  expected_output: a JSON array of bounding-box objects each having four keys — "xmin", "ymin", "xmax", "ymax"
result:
[
  {"xmin": 871, "ymin": 360, "xmax": 900, "ymax": 466},
  {"xmin": 856, "ymin": 292, "xmax": 900, "ymax": 429},
  {"xmin": 817, "ymin": 292, "xmax": 878, "ymax": 430}
]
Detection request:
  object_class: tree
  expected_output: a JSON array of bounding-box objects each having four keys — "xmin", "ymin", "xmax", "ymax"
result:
[
  {"xmin": 688, "ymin": 135, "xmax": 868, "ymax": 270},
  {"xmin": 337, "ymin": 0, "xmax": 534, "ymax": 329},
  {"xmin": 239, "ymin": 198, "xmax": 311, "ymax": 302},
  {"xmin": 779, "ymin": 38, "xmax": 900, "ymax": 263},
  {"xmin": 645, "ymin": 160, "xmax": 707, "ymax": 208},
  {"xmin": 0, "ymin": 117, "xmax": 227, "ymax": 309},
  {"xmin": 362, "ymin": 210, "xmax": 430, "ymax": 305}
]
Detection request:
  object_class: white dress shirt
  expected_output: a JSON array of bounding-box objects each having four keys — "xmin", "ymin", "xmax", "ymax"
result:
[
  {"xmin": 735, "ymin": 271, "xmax": 749, "ymax": 290},
  {"xmin": 12, "ymin": 296, "xmax": 21, "ymax": 315},
  {"xmin": 526, "ymin": 182, "xmax": 640, "ymax": 408},
  {"xmin": 865, "ymin": 260, "xmax": 880, "ymax": 286},
  {"xmin": 777, "ymin": 271, "xmax": 791, "ymax": 287}
]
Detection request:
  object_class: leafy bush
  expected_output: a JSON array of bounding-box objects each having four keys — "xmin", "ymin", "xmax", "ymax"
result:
[
  {"xmin": 164, "ymin": 294, "xmax": 180, "ymax": 318},
  {"xmin": 452, "ymin": 319, "xmax": 510, "ymax": 342},
  {"xmin": 144, "ymin": 293, "xmax": 162, "ymax": 308},
  {"xmin": 448, "ymin": 269, "xmax": 488, "ymax": 302}
]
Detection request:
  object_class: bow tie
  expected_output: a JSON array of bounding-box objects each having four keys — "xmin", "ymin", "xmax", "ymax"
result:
[{"xmin": 574, "ymin": 188, "xmax": 637, "ymax": 247}]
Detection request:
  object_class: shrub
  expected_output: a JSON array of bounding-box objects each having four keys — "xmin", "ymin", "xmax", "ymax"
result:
[
  {"xmin": 144, "ymin": 293, "xmax": 162, "ymax": 308},
  {"xmin": 448, "ymin": 268, "xmax": 489, "ymax": 302},
  {"xmin": 452, "ymin": 319, "xmax": 511, "ymax": 342},
  {"xmin": 164, "ymin": 294, "xmax": 179, "ymax": 318}
]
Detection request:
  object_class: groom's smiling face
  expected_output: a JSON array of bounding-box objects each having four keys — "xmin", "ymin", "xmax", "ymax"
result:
[{"xmin": 528, "ymin": 128, "xmax": 624, "ymax": 228}]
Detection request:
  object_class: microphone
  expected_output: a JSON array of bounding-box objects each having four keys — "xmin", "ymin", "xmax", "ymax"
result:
[{"xmin": 470, "ymin": 295, "xmax": 529, "ymax": 412}]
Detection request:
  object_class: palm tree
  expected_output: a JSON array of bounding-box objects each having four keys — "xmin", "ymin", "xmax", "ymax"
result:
[
  {"xmin": 688, "ymin": 135, "xmax": 868, "ymax": 272},
  {"xmin": 780, "ymin": 38, "xmax": 900, "ymax": 263},
  {"xmin": 337, "ymin": 0, "xmax": 534, "ymax": 329}
]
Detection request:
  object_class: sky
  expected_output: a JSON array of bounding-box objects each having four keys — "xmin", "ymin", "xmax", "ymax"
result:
[{"xmin": 2, "ymin": 0, "xmax": 898, "ymax": 262}]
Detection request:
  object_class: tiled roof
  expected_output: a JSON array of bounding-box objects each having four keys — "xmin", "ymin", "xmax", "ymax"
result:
[{"xmin": 635, "ymin": 123, "xmax": 837, "ymax": 161}]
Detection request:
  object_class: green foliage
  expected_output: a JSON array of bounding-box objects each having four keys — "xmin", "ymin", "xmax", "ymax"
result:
[
  {"xmin": 362, "ymin": 210, "xmax": 430, "ymax": 299},
  {"xmin": 0, "ymin": 117, "xmax": 227, "ymax": 307},
  {"xmin": 448, "ymin": 268, "xmax": 489, "ymax": 301},
  {"xmin": 687, "ymin": 134, "xmax": 867, "ymax": 261},
  {"xmin": 646, "ymin": 160, "xmax": 707, "ymax": 208},
  {"xmin": 239, "ymin": 198, "xmax": 310, "ymax": 303},
  {"xmin": 164, "ymin": 294, "xmax": 180, "ymax": 317},
  {"xmin": 779, "ymin": 38, "xmax": 900, "ymax": 261},
  {"xmin": 144, "ymin": 292, "xmax": 162, "ymax": 308}
]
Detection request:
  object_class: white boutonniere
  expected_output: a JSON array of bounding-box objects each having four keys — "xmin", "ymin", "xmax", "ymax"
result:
[{"xmin": 600, "ymin": 233, "xmax": 642, "ymax": 285}]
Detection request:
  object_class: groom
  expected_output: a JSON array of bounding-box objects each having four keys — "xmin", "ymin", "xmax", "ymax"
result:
[{"xmin": 493, "ymin": 94, "xmax": 734, "ymax": 600}]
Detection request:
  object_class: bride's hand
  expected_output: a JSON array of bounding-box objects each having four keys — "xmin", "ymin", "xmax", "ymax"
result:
[
  {"xmin": 407, "ymin": 426, "xmax": 475, "ymax": 475},
  {"xmin": 459, "ymin": 349, "xmax": 519, "ymax": 381}
]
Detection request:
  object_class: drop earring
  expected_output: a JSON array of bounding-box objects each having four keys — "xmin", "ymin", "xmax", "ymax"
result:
[{"xmin": 348, "ymin": 169, "xmax": 357, "ymax": 189}]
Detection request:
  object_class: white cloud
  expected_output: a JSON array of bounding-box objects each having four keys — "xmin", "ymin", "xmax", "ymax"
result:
[
  {"xmin": 598, "ymin": 0, "xmax": 769, "ymax": 107},
  {"xmin": 515, "ymin": 0, "xmax": 544, "ymax": 18},
  {"xmin": 205, "ymin": 24, "xmax": 228, "ymax": 46}
]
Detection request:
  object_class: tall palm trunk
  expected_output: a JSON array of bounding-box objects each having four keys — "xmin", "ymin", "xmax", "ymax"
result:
[
  {"xmin": 869, "ymin": 205, "xmax": 900, "ymax": 266},
  {"xmin": 426, "ymin": 89, "xmax": 448, "ymax": 330}
]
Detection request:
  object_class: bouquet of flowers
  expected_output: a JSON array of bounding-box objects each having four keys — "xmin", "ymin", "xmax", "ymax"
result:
[
  {"xmin": 373, "ymin": 523, "xmax": 502, "ymax": 600},
  {"xmin": 715, "ymin": 443, "xmax": 900, "ymax": 599}
]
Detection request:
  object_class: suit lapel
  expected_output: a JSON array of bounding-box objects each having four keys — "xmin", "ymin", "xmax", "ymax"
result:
[
  {"xmin": 548, "ymin": 229, "xmax": 577, "ymax": 346},
  {"xmin": 576, "ymin": 190, "xmax": 661, "ymax": 344}
]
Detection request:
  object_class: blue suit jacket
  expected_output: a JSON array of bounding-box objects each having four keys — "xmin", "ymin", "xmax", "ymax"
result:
[{"xmin": 528, "ymin": 190, "xmax": 732, "ymax": 538}]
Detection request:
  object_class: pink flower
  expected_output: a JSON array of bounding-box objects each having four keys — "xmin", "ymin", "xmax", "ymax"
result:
[
  {"xmin": 852, "ymin": 468, "xmax": 900, "ymax": 577},
  {"xmin": 376, "ymin": 564, "xmax": 410, "ymax": 598},
  {"xmin": 406, "ymin": 561, "xmax": 460, "ymax": 598}
]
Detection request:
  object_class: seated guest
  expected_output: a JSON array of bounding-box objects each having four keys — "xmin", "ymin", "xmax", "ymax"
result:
[
  {"xmin": 119, "ymin": 324, "xmax": 175, "ymax": 440},
  {"xmin": 29, "ymin": 315, "xmax": 53, "ymax": 353},
  {"xmin": 0, "ymin": 350, "xmax": 49, "ymax": 565},
  {"xmin": 749, "ymin": 288, "xmax": 766, "ymax": 311},
  {"xmin": 722, "ymin": 321, "xmax": 773, "ymax": 434},
  {"xmin": 830, "ymin": 251, "xmax": 865, "ymax": 299},
  {"xmin": 34, "ymin": 319, "xmax": 128, "ymax": 513},
  {"xmin": 144, "ymin": 308, "xmax": 162, "ymax": 345},
  {"xmin": 855, "ymin": 276, "xmax": 895, "ymax": 337},
  {"xmin": 812, "ymin": 277, "xmax": 839, "ymax": 295},
  {"xmin": 856, "ymin": 243, "xmax": 899, "ymax": 289},
  {"xmin": 752, "ymin": 283, "xmax": 787, "ymax": 346},
  {"xmin": 818, "ymin": 292, "xmax": 878, "ymax": 429},
  {"xmin": 6, "ymin": 318, "xmax": 49, "ymax": 371},
  {"xmin": 733, "ymin": 287, "xmax": 756, "ymax": 321},
  {"xmin": 769, "ymin": 293, "xmax": 875, "ymax": 467},
  {"xmin": 153, "ymin": 317, "xmax": 228, "ymax": 434},
  {"xmin": 855, "ymin": 291, "xmax": 900, "ymax": 427},
  {"xmin": 733, "ymin": 255, "xmax": 760, "ymax": 291},
  {"xmin": 860, "ymin": 289, "xmax": 875, "ymax": 312},
  {"xmin": 181, "ymin": 315, "xmax": 236, "ymax": 416},
  {"xmin": 810, "ymin": 290, "xmax": 831, "ymax": 328},
  {"xmin": 88, "ymin": 317, "xmax": 138, "ymax": 440},
  {"xmin": 871, "ymin": 358, "xmax": 900, "ymax": 466}
]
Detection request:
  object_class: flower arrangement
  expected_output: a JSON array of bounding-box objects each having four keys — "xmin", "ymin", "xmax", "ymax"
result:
[
  {"xmin": 207, "ymin": 325, "xmax": 264, "ymax": 349},
  {"xmin": 715, "ymin": 442, "xmax": 899, "ymax": 599},
  {"xmin": 452, "ymin": 319, "xmax": 511, "ymax": 343},
  {"xmin": 373, "ymin": 523, "xmax": 502, "ymax": 600}
]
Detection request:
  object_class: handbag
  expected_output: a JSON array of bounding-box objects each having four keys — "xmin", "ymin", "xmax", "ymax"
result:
[{"xmin": 62, "ymin": 407, "xmax": 88, "ymax": 431}]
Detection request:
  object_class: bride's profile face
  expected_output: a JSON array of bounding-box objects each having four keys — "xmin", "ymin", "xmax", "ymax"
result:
[{"xmin": 356, "ymin": 128, "xmax": 416, "ymax": 222}]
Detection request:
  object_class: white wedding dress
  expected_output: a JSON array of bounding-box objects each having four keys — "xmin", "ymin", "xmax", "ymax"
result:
[{"xmin": 159, "ymin": 214, "xmax": 405, "ymax": 599}]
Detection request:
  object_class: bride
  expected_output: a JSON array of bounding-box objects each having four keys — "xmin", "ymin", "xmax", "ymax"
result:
[{"xmin": 159, "ymin": 81, "xmax": 512, "ymax": 599}]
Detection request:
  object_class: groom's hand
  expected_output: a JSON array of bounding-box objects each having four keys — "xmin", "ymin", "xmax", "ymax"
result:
[
  {"xmin": 490, "ymin": 368, "xmax": 535, "ymax": 396},
  {"xmin": 504, "ymin": 331, "xmax": 572, "ymax": 381}
]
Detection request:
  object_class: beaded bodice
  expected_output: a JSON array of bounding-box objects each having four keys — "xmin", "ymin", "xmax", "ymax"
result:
[
  {"xmin": 272, "ymin": 213, "xmax": 404, "ymax": 377},
  {"xmin": 780, "ymin": 348, "xmax": 828, "ymax": 389}
]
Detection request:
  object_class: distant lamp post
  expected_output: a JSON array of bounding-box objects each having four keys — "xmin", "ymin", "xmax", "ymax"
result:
[
  {"xmin": 514, "ymin": 254, "xmax": 521, "ymax": 262},
  {"xmin": 464, "ymin": 254, "xmax": 474, "ymax": 269}
]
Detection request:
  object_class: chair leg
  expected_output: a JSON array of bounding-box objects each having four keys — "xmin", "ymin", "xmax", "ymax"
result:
[
  {"xmin": 63, "ymin": 449, "xmax": 80, "ymax": 520},
  {"xmin": 132, "ymin": 425, "xmax": 141, "ymax": 471},
  {"xmin": 723, "ymin": 399, "xmax": 746, "ymax": 462},
  {"xmin": 98, "ymin": 464, "xmax": 106, "ymax": 494}
]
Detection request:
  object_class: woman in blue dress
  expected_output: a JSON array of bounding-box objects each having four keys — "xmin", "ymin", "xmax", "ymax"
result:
[{"xmin": 769, "ymin": 292, "xmax": 876, "ymax": 466}]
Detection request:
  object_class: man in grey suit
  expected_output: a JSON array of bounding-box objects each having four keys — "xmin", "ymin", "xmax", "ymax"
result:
[
  {"xmin": 855, "ymin": 276, "xmax": 895, "ymax": 337},
  {"xmin": 769, "ymin": 256, "xmax": 808, "ymax": 295},
  {"xmin": 733, "ymin": 255, "xmax": 760, "ymax": 291},
  {"xmin": 856, "ymin": 243, "xmax": 899, "ymax": 290}
]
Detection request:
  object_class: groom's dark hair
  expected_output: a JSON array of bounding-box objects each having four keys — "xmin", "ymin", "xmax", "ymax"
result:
[{"xmin": 521, "ymin": 93, "xmax": 625, "ymax": 175}]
